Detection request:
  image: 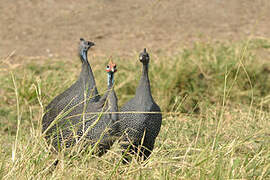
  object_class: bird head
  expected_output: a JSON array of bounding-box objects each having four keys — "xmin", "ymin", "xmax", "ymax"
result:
[
  {"xmin": 139, "ymin": 48, "xmax": 150, "ymax": 65},
  {"xmin": 106, "ymin": 60, "xmax": 117, "ymax": 73},
  {"xmin": 79, "ymin": 38, "xmax": 95, "ymax": 52}
]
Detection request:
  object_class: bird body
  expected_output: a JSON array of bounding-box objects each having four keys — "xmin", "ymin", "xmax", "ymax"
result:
[
  {"xmin": 42, "ymin": 38, "xmax": 100, "ymax": 149},
  {"xmin": 42, "ymin": 41, "xmax": 160, "ymax": 160},
  {"xmin": 76, "ymin": 61, "xmax": 119, "ymax": 155},
  {"xmin": 45, "ymin": 60, "xmax": 119, "ymax": 155},
  {"xmin": 118, "ymin": 49, "xmax": 162, "ymax": 162}
]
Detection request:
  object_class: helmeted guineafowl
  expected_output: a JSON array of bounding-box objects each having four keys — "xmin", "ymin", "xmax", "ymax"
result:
[
  {"xmin": 46, "ymin": 60, "xmax": 119, "ymax": 154},
  {"xmin": 118, "ymin": 48, "xmax": 162, "ymax": 163},
  {"xmin": 76, "ymin": 60, "xmax": 119, "ymax": 155},
  {"xmin": 42, "ymin": 38, "xmax": 100, "ymax": 149}
]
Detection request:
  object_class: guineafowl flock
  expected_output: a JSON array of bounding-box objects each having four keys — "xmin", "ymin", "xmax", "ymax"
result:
[{"xmin": 42, "ymin": 38, "xmax": 162, "ymax": 163}]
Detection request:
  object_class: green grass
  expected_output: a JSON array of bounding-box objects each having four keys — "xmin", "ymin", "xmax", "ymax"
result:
[{"xmin": 0, "ymin": 38, "xmax": 269, "ymax": 179}]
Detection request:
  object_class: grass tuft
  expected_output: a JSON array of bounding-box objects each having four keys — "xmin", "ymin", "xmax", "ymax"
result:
[{"xmin": 0, "ymin": 39, "xmax": 269, "ymax": 179}]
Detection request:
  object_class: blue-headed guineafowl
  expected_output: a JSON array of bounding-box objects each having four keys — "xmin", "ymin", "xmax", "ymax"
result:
[{"xmin": 118, "ymin": 48, "xmax": 162, "ymax": 163}]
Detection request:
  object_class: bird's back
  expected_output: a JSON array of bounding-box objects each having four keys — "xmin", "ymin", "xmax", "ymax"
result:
[
  {"xmin": 42, "ymin": 79, "xmax": 99, "ymax": 134},
  {"xmin": 119, "ymin": 98, "xmax": 162, "ymax": 141}
]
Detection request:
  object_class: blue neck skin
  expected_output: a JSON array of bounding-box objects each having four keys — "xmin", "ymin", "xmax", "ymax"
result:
[
  {"xmin": 80, "ymin": 49, "xmax": 88, "ymax": 62},
  {"xmin": 107, "ymin": 72, "xmax": 114, "ymax": 88}
]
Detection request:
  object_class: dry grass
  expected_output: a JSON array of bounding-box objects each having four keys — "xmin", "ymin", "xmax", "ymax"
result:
[{"xmin": 0, "ymin": 39, "xmax": 270, "ymax": 179}]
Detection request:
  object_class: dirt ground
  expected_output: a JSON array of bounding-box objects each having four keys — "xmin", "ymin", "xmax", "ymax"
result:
[{"xmin": 0, "ymin": 0, "xmax": 270, "ymax": 58}]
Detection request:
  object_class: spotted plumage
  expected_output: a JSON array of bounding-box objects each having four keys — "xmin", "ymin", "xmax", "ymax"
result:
[
  {"xmin": 42, "ymin": 38, "xmax": 100, "ymax": 151},
  {"xmin": 75, "ymin": 60, "xmax": 119, "ymax": 155},
  {"xmin": 118, "ymin": 48, "xmax": 162, "ymax": 162},
  {"xmin": 43, "ymin": 59, "xmax": 119, "ymax": 156}
]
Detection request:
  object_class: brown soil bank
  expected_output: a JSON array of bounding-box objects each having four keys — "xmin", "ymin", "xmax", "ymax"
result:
[{"xmin": 0, "ymin": 0, "xmax": 269, "ymax": 58}]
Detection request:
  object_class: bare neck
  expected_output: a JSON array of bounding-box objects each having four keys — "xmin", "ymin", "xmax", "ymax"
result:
[
  {"xmin": 107, "ymin": 72, "xmax": 114, "ymax": 90},
  {"xmin": 105, "ymin": 72, "xmax": 118, "ymax": 121}
]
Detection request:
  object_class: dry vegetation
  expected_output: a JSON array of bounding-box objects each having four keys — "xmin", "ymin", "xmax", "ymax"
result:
[
  {"xmin": 1, "ymin": 1, "xmax": 270, "ymax": 179},
  {"xmin": 0, "ymin": 38, "xmax": 269, "ymax": 179}
]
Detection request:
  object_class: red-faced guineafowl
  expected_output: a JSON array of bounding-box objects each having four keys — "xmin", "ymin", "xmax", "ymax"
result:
[
  {"xmin": 118, "ymin": 48, "xmax": 162, "ymax": 163},
  {"xmin": 42, "ymin": 38, "xmax": 100, "ymax": 149},
  {"xmin": 47, "ymin": 61, "xmax": 119, "ymax": 154}
]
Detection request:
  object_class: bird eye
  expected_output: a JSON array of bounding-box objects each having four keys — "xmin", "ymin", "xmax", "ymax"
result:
[{"xmin": 106, "ymin": 65, "xmax": 110, "ymax": 72}]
